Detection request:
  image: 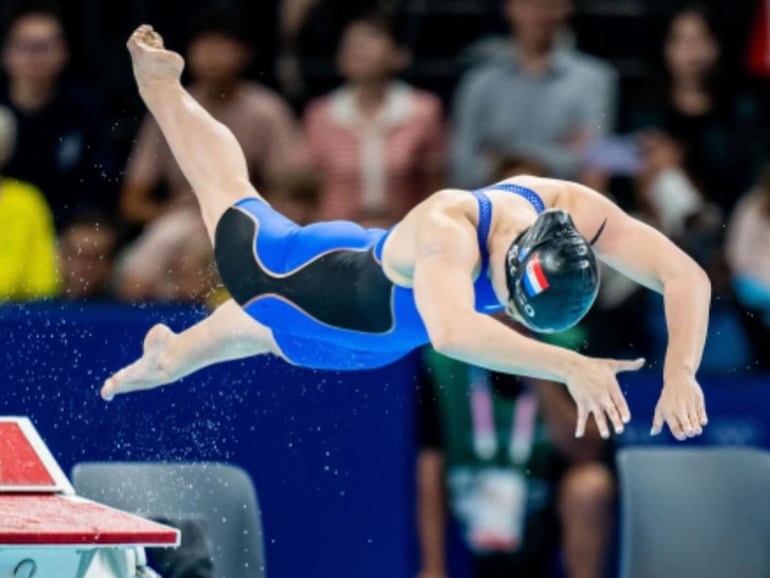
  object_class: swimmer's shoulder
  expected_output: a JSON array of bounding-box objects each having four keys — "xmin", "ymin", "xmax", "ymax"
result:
[
  {"xmin": 381, "ymin": 189, "xmax": 478, "ymax": 283},
  {"xmin": 419, "ymin": 188, "xmax": 479, "ymax": 223},
  {"xmin": 391, "ymin": 188, "xmax": 477, "ymax": 243}
]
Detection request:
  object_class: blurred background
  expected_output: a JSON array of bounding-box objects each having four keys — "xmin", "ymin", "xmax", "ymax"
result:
[{"xmin": 1, "ymin": 0, "xmax": 769, "ymax": 577}]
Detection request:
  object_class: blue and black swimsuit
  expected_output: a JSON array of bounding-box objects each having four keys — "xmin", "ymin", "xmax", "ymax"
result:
[{"xmin": 213, "ymin": 184, "xmax": 545, "ymax": 370}]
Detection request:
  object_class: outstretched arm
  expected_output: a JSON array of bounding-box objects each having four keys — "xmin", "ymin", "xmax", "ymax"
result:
[
  {"xmin": 558, "ymin": 180, "xmax": 710, "ymax": 440},
  {"xmin": 413, "ymin": 197, "xmax": 642, "ymax": 439},
  {"xmin": 101, "ymin": 300, "xmax": 277, "ymax": 400}
]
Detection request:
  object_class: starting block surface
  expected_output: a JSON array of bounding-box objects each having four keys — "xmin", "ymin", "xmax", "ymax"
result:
[
  {"xmin": 0, "ymin": 494, "xmax": 179, "ymax": 546},
  {"xmin": 0, "ymin": 417, "xmax": 179, "ymax": 548}
]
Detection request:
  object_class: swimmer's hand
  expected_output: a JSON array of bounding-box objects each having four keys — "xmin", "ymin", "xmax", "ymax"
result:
[
  {"xmin": 565, "ymin": 356, "xmax": 645, "ymax": 440},
  {"xmin": 651, "ymin": 373, "xmax": 707, "ymax": 441}
]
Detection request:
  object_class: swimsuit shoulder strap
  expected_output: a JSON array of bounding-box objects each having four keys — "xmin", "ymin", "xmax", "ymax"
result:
[
  {"xmin": 470, "ymin": 189, "xmax": 493, "ymax": 269},
  {"xmin": 480, "ymin": 182, "xmax": 546, "ymax": 214}
]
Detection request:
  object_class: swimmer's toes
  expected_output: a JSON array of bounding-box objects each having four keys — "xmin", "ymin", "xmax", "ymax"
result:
[
  {"xmin": 101, "ymin": 377, "xmax": 116, "ymax": 401},
  {"xmin": 134, "ymin": 25, "xmax": 161, "ymax": 47}
]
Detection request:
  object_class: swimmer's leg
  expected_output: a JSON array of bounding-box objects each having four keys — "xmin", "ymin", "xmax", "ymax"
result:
[
  {"xmin": 126, "ymin": 25, "xmax": 266, "ymax": 240},
  {"xmin": 101, "ymin": 300, "xmax": 281, "ymax": 400}
]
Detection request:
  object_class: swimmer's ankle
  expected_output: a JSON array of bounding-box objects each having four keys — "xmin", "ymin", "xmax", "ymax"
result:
[{"xmin": 137, "ymin": 79, "xmax": 183, "ymax": 101}]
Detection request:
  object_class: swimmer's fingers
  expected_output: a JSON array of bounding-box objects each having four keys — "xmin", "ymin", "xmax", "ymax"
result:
[
  {"xmin": 652, "ymin": 377, "xmax": 707, "ymax": 440},
  {"xmin": 651, "ymin": 404, "xmax": 689, "ymax": 440},
  {"xmin": 603, "ymin": 397, "xmax": 625, "ymax": 435},
  {"xmin": 688, "ymin": 403, "xmax": 704, "ymax": 437},
  {"xmin": 669, "ymin": 414, "xmax": 688, "ymax": 441},
  {"xmin": 591, "ymin": 407, "xmax": 611, "ymax": 440},
  {"xmin": 651, "ymin": 406, "xmax": 664, "ymax": 436},
  {"xmin": 568, "ymin": 358, "xmax": 632, "ymax": 439},
  {"xmin": 611, "ymin": 385, "xmax": 631, "ymax": 425},
  {"xmin": 575, "ymin": 404, "xmax": 588, "ymax": 438},
  {"xmin": 610, "ymin": 357, "xmax": 646, "ymax": 374},
  {"xmin": 697, "ymin": 393, "xmax": 708, "ymax": 427}
]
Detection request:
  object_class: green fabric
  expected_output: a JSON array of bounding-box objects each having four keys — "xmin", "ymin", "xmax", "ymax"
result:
[{"xmin": 423, "ymin": 349, "xmax": 566, "ymax": 560}]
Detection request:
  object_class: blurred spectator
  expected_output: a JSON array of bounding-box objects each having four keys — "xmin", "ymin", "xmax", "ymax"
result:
[
  {"xmin": 625, "ymin": 7, "xmax": 758, "ymax": 372},
  {"xmin": 278, "ymin": 0, "xmax": 398, "ymax": 103},
  {"xmin": 268, "ymin": 169, "xmax": 320, "ymax": 226},
  {"xmin": 629, "ymin": 5, "xmax": 763, "ymax": 217},
  {"xmin": 120, "ymin": 5, "xmax": 302, "ymax": 226},
  {"xmin": 0, "ymin": 104, "xmax": 59, "ymax": 301},
  {"xmin": 0, "ymin": 1, "xmax": 116, "ymax": 229},
  {"xmin": 116, "ymin": 208, "xmax": 224, "ymax": 307},
  {"xmin": 492, "ymin": 155, "xmax": 545, "ymax": 182},
  {"xmin": 417, "ymin": 348, "xmax": 614, "ymax": 578},
  {"xmin": 747, "ymin": 0, "xmax": 770, "ymax": 78},
  {"xmin": 356, "ymin": 207, "xmax": 398, "ymax": 230},
  {"xmin": 57, "ymin": 211, "xmax": 117, "ymax": 301},
  {"xmin": 450, "ymin": 0, "xmax": 617, "ymax": 188},
  {"xmin": 303, "ymin": 14, "xmax": 445, "ymax": 224},
  {"xmin": 726, "ymin": 166, "xmax": 770, "ymax": 370}
]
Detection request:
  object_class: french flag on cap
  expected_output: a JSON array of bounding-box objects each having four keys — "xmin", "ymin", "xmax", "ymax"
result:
[{"xmin": 523, "ymin": 254, "xmax": 550, "ymax": 297}]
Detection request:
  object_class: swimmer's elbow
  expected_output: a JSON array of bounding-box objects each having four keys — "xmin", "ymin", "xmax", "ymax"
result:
[
  {"xmin": 427, "ymin": 319, "xmax": 471, "ymax": 357},
  {"xmin": 693, "ymin": 265, "xmax": 711, "ymax": 301},
  {"xmin": 662, "ymin": 256, "xmax": 711, "ymax": 300}
]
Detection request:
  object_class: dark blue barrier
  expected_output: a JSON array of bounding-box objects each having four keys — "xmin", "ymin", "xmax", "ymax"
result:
[
  {"xmin": 0, "ymin": 303, "xmax": 419, "ymax": 578},
  {"xmin": 618, "ymin": 372, "xmax": 770, "ymax": 447},
  {"xmin": 0, "ymin": 303, "xmax": 768, "ymax": 578}
]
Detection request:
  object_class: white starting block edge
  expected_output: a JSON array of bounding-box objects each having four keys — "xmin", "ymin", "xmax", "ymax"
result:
[{"xmin": 0, "ymin": 416, "xmax": 75, "ymax": 494}]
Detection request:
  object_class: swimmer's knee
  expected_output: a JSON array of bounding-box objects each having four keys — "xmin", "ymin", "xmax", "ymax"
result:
[{"xmin": 200, "ymin": 181, "xmax": 266, "ymax": 239}]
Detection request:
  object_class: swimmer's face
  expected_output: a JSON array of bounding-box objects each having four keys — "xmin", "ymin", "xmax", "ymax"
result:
[
  {"xmin": 3, "ymin": 14, "xmax": 68, "ymax": 85},
  {"xmin": 505, "ymin": 0, "xmax": 571, "ymax": 50},
  {"xmin": 187, "ymin": 33, "xmax": 250, "ymax": 87},
  {"xmin": 337, "ymin": 22, "xmax": 405, "ymax": 83},
  {"xmin": 665, "ymin": 12, "xmax": 719, "ymax": 83}
]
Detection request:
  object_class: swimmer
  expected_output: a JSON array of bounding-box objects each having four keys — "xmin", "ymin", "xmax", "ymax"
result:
[{"xmin": 103, "ymin": 25, "xmax": 710, "ymax": 442}]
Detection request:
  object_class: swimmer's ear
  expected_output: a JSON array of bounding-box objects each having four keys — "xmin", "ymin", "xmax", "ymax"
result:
[{"xmin": 589, "ymin": 219, "xmax": 607, "ymax": 246}]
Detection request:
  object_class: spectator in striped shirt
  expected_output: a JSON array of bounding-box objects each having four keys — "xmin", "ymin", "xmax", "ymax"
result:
[{"xmin": 303, "ymin": 14, "xmax": 446, "ymax": 225}]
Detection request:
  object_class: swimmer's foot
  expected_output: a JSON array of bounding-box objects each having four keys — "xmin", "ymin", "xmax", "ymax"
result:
[
  {"xmin": 101, "ymin": 323, "xmax": 177, "ymax": 401},
  {"xmin": 127, "ymin": 24, "xmax": 185, "ymax": 92}
]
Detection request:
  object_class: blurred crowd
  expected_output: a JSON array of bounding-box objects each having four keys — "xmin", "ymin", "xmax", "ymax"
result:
[
  {"xmin": 0, "ymin": 0, "xmax": 767, "ymax": 372},
  {"xmin": 1, "ymin": 1, "xmax": 770, "ymax": 576},
  {"xmin": 1, "ymin": 0, "xmax": 767, "ymax": 374}
]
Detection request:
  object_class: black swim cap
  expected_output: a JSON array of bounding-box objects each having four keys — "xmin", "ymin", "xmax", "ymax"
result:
[{"xmin": 505, "ymin": 209, "xmax": 600, "ymax": 333}]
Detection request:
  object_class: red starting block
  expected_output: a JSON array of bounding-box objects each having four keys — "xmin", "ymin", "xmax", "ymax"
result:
[{"xmin": 0, "ymin": 417, "xmax": 179, "ymax": 578}]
